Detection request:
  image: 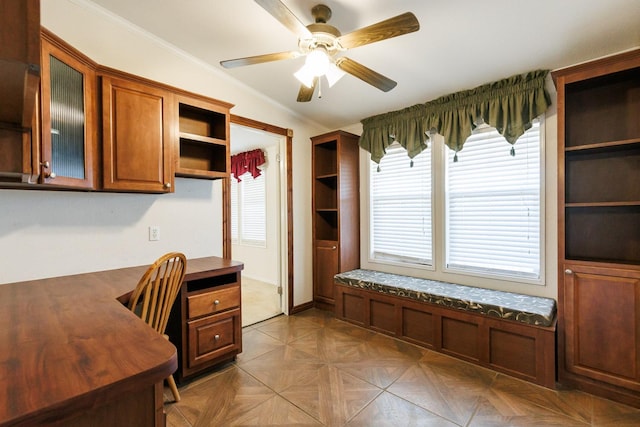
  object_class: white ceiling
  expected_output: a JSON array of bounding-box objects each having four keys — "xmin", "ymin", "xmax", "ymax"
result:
[{"xmin": 88, "ymin": 0, "xmax": 639, "ymax": 130}]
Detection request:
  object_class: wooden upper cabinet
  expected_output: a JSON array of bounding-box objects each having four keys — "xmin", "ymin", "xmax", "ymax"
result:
[
  {"xmin": 39, "ymin": 30, "xmax": 97, "ymax": 189},
  {"xmin": 0, "ymin": 0, "xmax": 40, "ymax": 129},
  {"xmin": 2, "ymin": 26, "xmax": 233, "ymax": 193},
  {"xmin": 101, "ymin": 70, "xmax": 174, "ymax": 193}
]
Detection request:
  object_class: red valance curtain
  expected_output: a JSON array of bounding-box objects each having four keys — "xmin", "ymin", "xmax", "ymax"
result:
[{"xmin": 231, "ymin": 149, "xmax": 265, "ymax": 181}]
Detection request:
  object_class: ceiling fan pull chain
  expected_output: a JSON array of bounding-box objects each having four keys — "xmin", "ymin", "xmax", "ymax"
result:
[{"xmin": 318, "ymin": 77, "xmax": 323, "ymax": 98}]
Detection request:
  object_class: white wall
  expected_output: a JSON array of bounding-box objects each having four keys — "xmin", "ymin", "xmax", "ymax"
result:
[
  {"xmin": 1, "ymin": 0, "xmax": 327, "ymax": 308},
  {"xmin": 0, "ymin": 179, "xmax": 222, "ymax": 281}
]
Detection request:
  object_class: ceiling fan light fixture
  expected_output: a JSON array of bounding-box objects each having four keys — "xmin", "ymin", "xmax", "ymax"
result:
[
  {"xmin": 305, "ymin": 48, "xmax": 330, "ymax": 76},
  {"xmin": 294, "ymin": 64, "xmax": 316, "ymax": 88},
  {"xmin": 325, "ymin": 62, "xmax": 345, "ymax": 87},
  {"xmin": 294, "ymin": 47, "xmax": 332, "ymax": 88}
]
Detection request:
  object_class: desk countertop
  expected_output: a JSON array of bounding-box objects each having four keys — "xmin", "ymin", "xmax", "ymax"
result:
[{"xmin": 0, "ymin": 256, "xmax": 242, "ymax": 426}]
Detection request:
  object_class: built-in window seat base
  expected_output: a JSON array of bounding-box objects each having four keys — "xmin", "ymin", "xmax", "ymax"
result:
[{"xmin": 334, "ymin": 269, "xmax": 557, "ymax": 389}]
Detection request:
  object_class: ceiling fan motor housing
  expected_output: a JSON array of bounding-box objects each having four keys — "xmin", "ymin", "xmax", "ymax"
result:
[
  {"xmin": 311, "ymin": 4, "xmax": 332, "ymax": 23},
  {"xmin": 301, "ymin": 5, "xmax": 342, "ymax": 55}
]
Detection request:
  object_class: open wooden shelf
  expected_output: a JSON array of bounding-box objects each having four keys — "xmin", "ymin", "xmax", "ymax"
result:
[
  {"xmin": 565, "ymin": 137, "xmax": 640, "ymax": 152},
  {"xmin": 175, "ymin": 98, "xmax": 230, "ymax": 180}
]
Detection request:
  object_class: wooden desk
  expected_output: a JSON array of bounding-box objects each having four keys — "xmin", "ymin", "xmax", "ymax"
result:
[{"xmin": 0, "ymin": 256, "xmax": 241, "ymax": 427}]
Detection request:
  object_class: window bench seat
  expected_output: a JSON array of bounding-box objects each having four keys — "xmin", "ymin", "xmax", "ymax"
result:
[{"xmin": 334, "ymin": 269, "xmax": 557, "ymax": 388}]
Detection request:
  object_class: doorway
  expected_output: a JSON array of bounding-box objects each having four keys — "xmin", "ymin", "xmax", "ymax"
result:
[{"xmin": 230, "ymin": 120, "xmax": 288, "ymax": 326}]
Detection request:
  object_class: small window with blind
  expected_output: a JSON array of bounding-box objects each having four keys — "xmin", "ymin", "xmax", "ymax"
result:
[
  {"xmin": 230, "ymin": 173, "xmax": 266, "ymax": 246},
  {"xmin": 445, "ymin": 120, "xmax": 542, "ymax": 280},
  {"xmin": 369, "ymin": 144, "xmax": 432, "ymax": 266}
]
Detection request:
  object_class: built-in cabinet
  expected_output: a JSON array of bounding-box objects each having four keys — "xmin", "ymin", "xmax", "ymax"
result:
[
  {"xmin": 0, "ymin": 0, "xmax": 40, "ymax": 183},
  {"xmin": 40, "ymin": 30, "xmax": 97, "ymax": 189},
  {"xmin": 0, "ymin": 0, "xmax": 40, "ymax": 130},
  {"xmin": 311, "ymin": 130, "xmax": 360, "ymax": 310},
  {"xmin": 554, "ymin": 48, "xmax": 640, "ymax": 408},
  {"xmin": 0, "ymin": 29, "xmax": 96, "ymax": 188},
  {"xmin": 166, "ymin": 258, "xmax": 243, "ymax": 383},
  {"xmin": 0, "ymin": 28, "xmax": 232, "ymax": 192},
  {"xmin": 101, "ymin": 70, "xmax": 174, "ymax": 193}
]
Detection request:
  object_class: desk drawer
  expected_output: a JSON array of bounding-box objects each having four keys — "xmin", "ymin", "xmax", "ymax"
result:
[
  {"xmin": 187, "ymin": 309, "xmax": 240, "ymax": 368},
  {"xmin": 187, "ymin": 286, "xmax": 239, "ymax": 319}
]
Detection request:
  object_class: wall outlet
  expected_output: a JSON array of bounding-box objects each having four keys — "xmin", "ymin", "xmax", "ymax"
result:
[{"xmin": 149, "ymin": 226, "xmax": 160, "ymax": 241}]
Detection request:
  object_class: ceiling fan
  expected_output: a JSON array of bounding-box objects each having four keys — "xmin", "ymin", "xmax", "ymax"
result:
[{"xmin": 220, "ymin": 0, "xmax": 420, "ymax": 102}]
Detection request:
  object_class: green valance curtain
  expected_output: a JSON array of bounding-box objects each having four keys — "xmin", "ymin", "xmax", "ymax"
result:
[{"xmin": 360, "ymin": 69, "xmax": 552, "ymax": 163}]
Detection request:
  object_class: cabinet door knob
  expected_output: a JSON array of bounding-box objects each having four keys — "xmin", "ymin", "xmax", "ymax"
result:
[
  {"xmin": 41, "ymin": 162, "xmax": 56, "ymax": 179},
  {"xmin": 214, "ymin": 334, "xmax": 220, "ymax": 341},
  {"xmin": 214, "ymin": 299, "xmax": 220, "ymax": 305},
  {"xmin": 565, "ymin": 269, "xmax": 573, "ymax": 275},
  {"xmin": 164, "ymin": 182, "xmax": 171, "ymax": 189},
  {"xmin": 331, "ymin": 246, "xmax": 337, "ymax": 250}
]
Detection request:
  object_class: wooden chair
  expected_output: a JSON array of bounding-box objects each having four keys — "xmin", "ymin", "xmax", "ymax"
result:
[{"xmin": 128, "ymin": 252, "xmax": 186, "ymax": 402}]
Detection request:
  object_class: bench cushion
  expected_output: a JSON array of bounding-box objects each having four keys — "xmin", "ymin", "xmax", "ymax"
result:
[{"xmin": 334, "ymin": 269, "xmax": 556, "ymax": 327}]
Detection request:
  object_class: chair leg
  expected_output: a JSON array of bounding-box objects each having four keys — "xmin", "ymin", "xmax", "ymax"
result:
[{"xmin": 167, "ymin": 374, "xmax": 180, "ymax": 402}]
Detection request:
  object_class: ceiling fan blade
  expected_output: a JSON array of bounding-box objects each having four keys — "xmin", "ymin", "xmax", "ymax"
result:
[
  {"xmin": 337, "ymin": 12, "xmax": 420, "ymax": 49},
  {"xmin": 220, "ymin": 51, "xmax": 301, "ymax": 68},
  {"xmin": 297, "ymin": 78, "xmax": 317, "ymax": 102},
  {"xmin": 336, "ymin": 57, "xmax": 397, "ymax": 92},
  {"xmin": 255, "ymin": 0, "xmax": 312, "ymax": 39}
]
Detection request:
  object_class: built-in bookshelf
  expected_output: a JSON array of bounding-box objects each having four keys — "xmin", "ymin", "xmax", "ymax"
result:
[{"xmin": 176, "ymin": 96, "xmax": 231, "ymax": 179}]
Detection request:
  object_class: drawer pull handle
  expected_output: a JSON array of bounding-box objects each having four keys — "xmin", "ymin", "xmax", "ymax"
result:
[
  {"xmin": 214, "ymin": 299, "xmax": 220, "ymax": 305},
  {"xmin": 214, "ymin": 334, "xmax": 220, "ymax": 341},
  {"xmin": 565, "ymin": 269, "xmax": 573, "ymax": 275}
]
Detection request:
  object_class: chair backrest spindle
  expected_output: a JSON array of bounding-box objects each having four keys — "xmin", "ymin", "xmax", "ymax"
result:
[{"xmin": 128, "ymin": 252, "xmax": 187, "ymax": 334}]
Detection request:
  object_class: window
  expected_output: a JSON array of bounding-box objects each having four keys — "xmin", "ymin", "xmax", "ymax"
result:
[
  {"xmin": 370, "ymin": 144, "xmax": 432, "ymax": 265},
  {"xmin": 231, "ymin": 172, "xmax": 266, "ymax": 246},
  {"xmin": 367, "ymin": 120, "xmax": 543, "ymax": 284},
  {"xmin": 445, "ymin": 122, "xmax": 541, "ymax": 279}
]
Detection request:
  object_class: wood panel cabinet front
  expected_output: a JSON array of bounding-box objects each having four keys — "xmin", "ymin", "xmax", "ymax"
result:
[
  {"xmin": 187, "ymin": 309, "xmax": 241, "ymax": 369},
  {"xmin": 314, "ymin": 240, "xmax": 339, "ymax": 304},
  {"xmin": 101, "ymin": 73, "xmax": 174, "ymax": 193},
  {"xmin": 562, "ymin": 264, "xmax": 640, "ymax": 391},
  {"xmin": 188, "ymin": 286, "xmax": 240, "ymax": 319}
]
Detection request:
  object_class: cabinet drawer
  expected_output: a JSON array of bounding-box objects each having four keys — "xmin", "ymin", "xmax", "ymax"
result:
[
  {"xmin": 187, "ymin": 286, "xmax": 239, "ymax": 319},
  {"xmin": 188, "ymin": 309, "xmax": 240, "ymax": 368}
]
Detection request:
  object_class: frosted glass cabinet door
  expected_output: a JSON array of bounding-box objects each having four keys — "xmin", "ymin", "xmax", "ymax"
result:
[{"xmin": 39, "ymin": 32, "xmax": 96, "ymax": 188}]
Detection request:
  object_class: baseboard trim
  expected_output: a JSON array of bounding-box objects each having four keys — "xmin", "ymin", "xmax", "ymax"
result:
[{"xmin": 290, "ymin": 301, "xmax": 314, "ymax": 314}]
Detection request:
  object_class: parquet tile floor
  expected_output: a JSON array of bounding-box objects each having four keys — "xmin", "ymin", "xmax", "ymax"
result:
[{"xmin": 165, "ymin": 308, "xmax": 640, "ymax": 426}]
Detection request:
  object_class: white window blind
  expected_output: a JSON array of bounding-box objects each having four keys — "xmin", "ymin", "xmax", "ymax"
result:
[
  {"xmin": 370, "ymin": 144, "xmax": 432, "ymax": 265},
  {"xmin": 230, "ymin": 172, "xmax": 266, "ymax": 246},
  {"xmin": 445, "ymin": 121, "xmax": 541, "ymax": 279}
]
